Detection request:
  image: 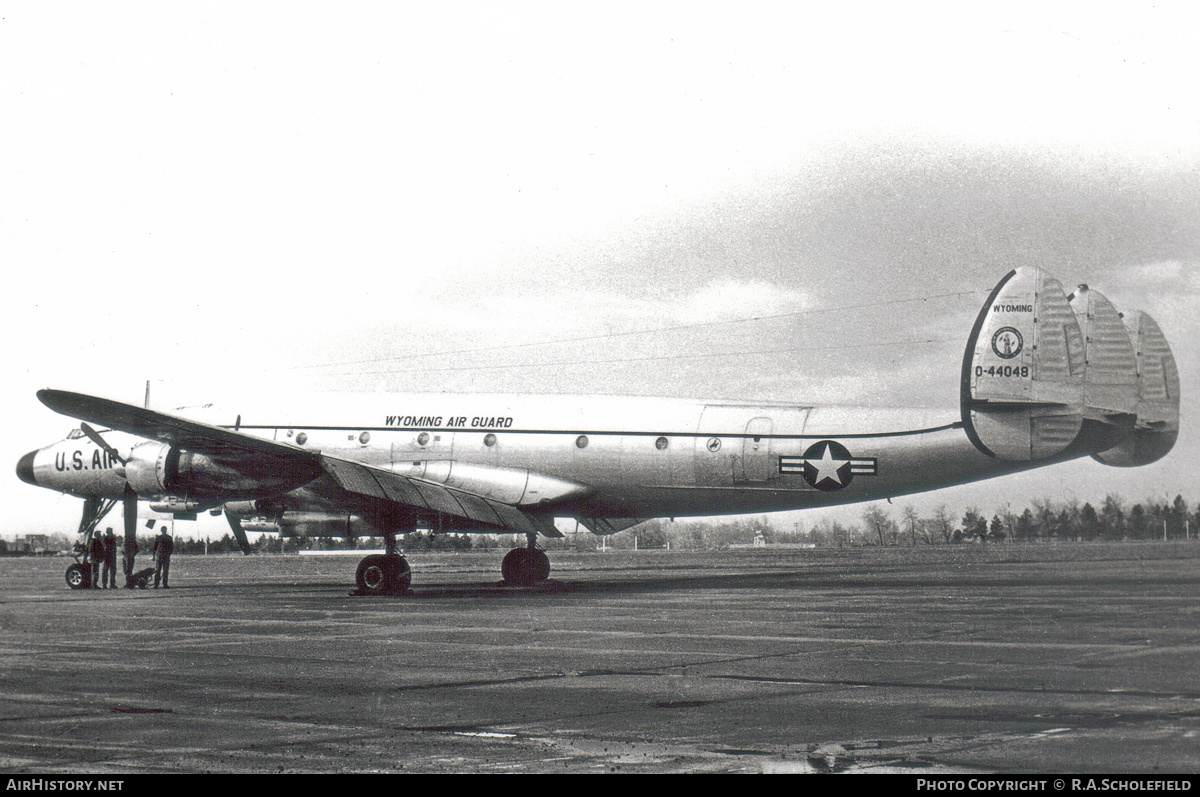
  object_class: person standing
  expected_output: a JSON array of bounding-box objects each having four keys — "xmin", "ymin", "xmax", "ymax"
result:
[
  {"xmin": 152, "ymin": 527, "xmax": 174, "ymax": 589},
  {"xmin": 88, "ymin": 531, "xmax": 104, "ymax": 589},
  {"xmin": 101, "ymin": 528, "xmax": 118, "ymax": 589},
  {"xmin": 123, "ymin": 535, "xmax": 139, "ymax": 589}
]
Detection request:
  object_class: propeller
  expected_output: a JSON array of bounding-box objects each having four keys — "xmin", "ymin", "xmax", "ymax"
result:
[
  {"xmin": 80, "ymin": 422, "xmax": 127, "ymax": 466},
  {"xmin": 223, "ymin": 507, "xmax": 254, "ymax": 555},
  {"xmin": 123, "ymin": 484, "xmax": 137, "ymax": 543}
]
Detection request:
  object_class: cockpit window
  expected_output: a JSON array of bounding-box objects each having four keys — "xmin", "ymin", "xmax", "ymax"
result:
[{"xmin": 67, "ymin": 428, "xmax": 84, "ymax": 440}]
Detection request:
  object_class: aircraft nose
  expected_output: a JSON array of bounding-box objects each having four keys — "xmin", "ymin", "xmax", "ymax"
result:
[{"xmin": 16, "ymin": 450, "xmax": 37, "ymax": 485}]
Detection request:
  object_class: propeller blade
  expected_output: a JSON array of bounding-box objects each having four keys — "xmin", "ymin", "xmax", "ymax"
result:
[
  {"xmin": 80, "ymin": 422, "xmax": 127, "ymax": 466},
  {"xmin": 225, "ymin": 509, "xmax": 253, "ymax": 556},
  {"xmin": 123, "ymin": 485, "xmax": 138, "ymax": 544},
  {"xmin": 77, "ymin": 495, "xmax": 100, "ymax": 536}
]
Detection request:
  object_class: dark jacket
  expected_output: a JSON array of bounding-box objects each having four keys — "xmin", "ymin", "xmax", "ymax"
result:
[
  {"xmin": 152, "ymin": 534, "xmax": 174, "ymax": 560},
  {"xmin": 89, "ymin": 536, "xmax": 104, "ymax": 561},
  {"xmin": 102, "ymin": 535, "xmax": 118, "ymax": 565}
]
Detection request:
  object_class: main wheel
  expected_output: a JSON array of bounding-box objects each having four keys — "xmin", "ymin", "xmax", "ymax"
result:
[
  {"xmin": 501, "ymin": 548, "xmax": 550, "ymax": 586},
  {"xmin": 65, "ymin": 563, "xmax": 91, "ymax": 590},
  {"xmin": 356, "ymin": 554, "xmax": 411, "ymax": 595},
  {"xmin": 383, "ymin": 554, "xmax": 412, "ymax": 594}
]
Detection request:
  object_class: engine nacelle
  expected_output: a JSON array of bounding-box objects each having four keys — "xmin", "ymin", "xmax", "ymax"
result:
[
  {"xmin": 276, "ymin": 512, "xmax": 377, "ymax": 538},
  {"xmin": 125, "ymin": 442, "xmax": 173, "ymax": 496},
  {"xmin": 148, "ymin": 497, "xmax": 207, "ymax": 514},
  {"xmin": 224, "ymin": 499, "xmax": 379, "ymax": 538},
  {"xmin": 125, "ymin": 442, "xmax": 321, "ymax": 498}
]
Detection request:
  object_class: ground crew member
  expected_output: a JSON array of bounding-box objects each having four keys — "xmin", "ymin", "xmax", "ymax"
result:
[
  {"xmin": 101, "ymin": 528, "xmax": 118, "ymax": 589},
  {"xmin": 152, "ymin": 528, "xmax": 174, "ymax": 589},
  {"xmin": 89, "ymin": 531, "xmax": 104, "ymax": 589},
  {"xmin": 123, "ymin": 535, "xmax": 139, "ymax": 589}
]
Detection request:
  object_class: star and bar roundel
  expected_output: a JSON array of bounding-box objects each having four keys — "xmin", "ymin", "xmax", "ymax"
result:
[{"xmin": 779, "ymin": 440, "xmax": 877, "ymax": 491}]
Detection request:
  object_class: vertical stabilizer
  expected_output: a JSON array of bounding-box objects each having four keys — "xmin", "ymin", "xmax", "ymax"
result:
[
  {"xmin": 1092, "ymin": 310, "xmax": 1180, "ymax": 466},
  {"xmin": 961, "ymin": 267, "xmax": 1085, "ymax": 460},
  {"xmin": 1067, "ymin": 285, "xmax": 1138, "ymax": 419}
]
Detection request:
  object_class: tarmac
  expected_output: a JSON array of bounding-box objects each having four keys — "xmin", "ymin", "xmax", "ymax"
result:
[{"xmin": 0, "ymin": 545, "xmax": 1197, "ymax": 773}]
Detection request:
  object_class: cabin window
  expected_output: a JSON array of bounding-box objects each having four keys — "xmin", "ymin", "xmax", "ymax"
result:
[
  {"xmin": 484, "ymin": 433, "xmax": 497, "ymax": 447},
  {"xmin": 359, "ymin": 431, "xmax": 370, "ymax": 445},
  {"xmin": 576, "ymin": 435, "xmax": 589, "ymax": 449},
  {"xmin": 296, "ymin": 432, "xmax": 308, "ymax": 445},
  {"xmin": 417, "ymin": 432, "xmax": 430, "ymax": 446},
  {"xmin": 655, "ymin": 436, "xmax": 668, "ymax": 450}
]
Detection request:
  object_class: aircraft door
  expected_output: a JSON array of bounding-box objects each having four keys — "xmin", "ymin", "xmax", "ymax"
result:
[{"xmin": 740, "ymin": 417, "xmax": 774, "ymax": 482}]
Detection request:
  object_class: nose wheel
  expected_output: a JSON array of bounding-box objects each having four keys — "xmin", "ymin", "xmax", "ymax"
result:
[
  {"xmin": 65, "ymin": 563, "xmax": 91, "ymax": 590},
  {"xmin": 501, "ymin": 546, "xmax": 550, "ymax": 586}
]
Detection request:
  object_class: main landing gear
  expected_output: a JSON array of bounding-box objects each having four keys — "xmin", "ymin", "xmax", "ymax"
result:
[
  {"xmin": 501, "ymin": 534, "xmax": 550, "ymax": 587},
  {"xmin": 351, "ymin": 531, "xmax": 552, "ymax": 595},
  {"xmin": 354, "ymin": 530, "xmax": 411, "ymax": 596}
]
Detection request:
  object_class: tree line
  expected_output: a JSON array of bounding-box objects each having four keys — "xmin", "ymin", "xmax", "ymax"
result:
[
  {"xmin": 573, "ymin": 491, "xmax": 1199, "ymax": 550},
  {"xmin": 7, "ymin": 492, "xmax": 1195, "ymax": 555}
]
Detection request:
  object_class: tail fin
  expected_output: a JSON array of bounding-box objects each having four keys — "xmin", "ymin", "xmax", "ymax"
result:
[
  {"xmin": 961, "ymin": 267, "xmax": 1085, "ymax": 460},
  {"xmin": 1091, "ymin": 310, "xmax": 1179, "ymax": 466},
  {"xmin": 961, "ymin": 267, "xmax": 1178, "ymax": 465}
]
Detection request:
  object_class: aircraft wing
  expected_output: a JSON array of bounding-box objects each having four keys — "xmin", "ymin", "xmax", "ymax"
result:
[
  {"xmin": 37, "ymin": 389, "xmax": 564, "ymax": 536},
  {"xmin": 38, "ymin": 389, "xmax": 305, "ymax": 464}
]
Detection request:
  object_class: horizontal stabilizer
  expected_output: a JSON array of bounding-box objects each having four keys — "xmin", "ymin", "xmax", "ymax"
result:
[{"xmin": 961, "ymin": 267, "xmax": 1085, "ymax": 460}]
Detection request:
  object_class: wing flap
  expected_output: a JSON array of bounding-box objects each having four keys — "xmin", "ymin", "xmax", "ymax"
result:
[
  {"xmin": 318, "ymin": 454, "xmax": 561, "ymax": 535},
  {"xmin": 578, "ymin": 517, "xmax": 648, "ymax": 535}
]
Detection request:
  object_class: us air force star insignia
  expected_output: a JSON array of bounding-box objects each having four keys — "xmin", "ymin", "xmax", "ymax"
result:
[
  {"xmin": 991, "ymin": 326, "xmax": 1023, "ymax": 359},
  {"xmin": 778, "ymin": 441, "xmax": 878, "ymax": 491}
]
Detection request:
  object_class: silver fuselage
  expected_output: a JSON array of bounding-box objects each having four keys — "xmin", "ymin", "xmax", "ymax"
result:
[{"xmin": 26, "ymin": 392, "xmax": 1034, "ymax": 520}]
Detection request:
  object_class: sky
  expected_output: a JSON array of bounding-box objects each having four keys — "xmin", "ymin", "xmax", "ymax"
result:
[{"xmin": 2, "ymin": 1, "xmax": 1197, "ymax": 540}]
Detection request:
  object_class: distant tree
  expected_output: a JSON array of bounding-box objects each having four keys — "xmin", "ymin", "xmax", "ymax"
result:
[
  {"xmin": 862, "ymin": 505, "xmax": 894, "ymax": 546},
  {"xmin": 1079, "ymin": 503, "xmax": 1101, "ymax": 541},
  {"xmin": 1054, "ymin": 509, "xmax": 1072, "ymax": 540},
  {"xmin": 1127, "ymin": 504, "xmax": 1149, "ymax": 540},
  {"xmin": 636, "ymin": 520, "xmax": 668, "ymax": 549},
  {"xmin": 1015, "ymin": 508, "xmax": 1036, "ymax": 542},
  {"xmin": 1032, "ymin": 497, "xmax": 1058, "ymax": 540},
  {"xmin": 902, "ymin": 505, "xmax": 920, "ymax": 546},
  {"xmin": 1100, "ymin": 494, "xmax": 1126, "ymax": 540},
  {"xmin": 932, "ymin": 504, "xmax": 954, "ymax": 544},
  {"xmin": 962, "ymin": 508, "xmax": 987, "ymax": 542},
  {"xmin": 988, "ymin": 515, "xmax": 1005, "ymax": 542},
  {"xmin": 999, "ymin": 505, "xmax": 1018, "ymax": 541},
  {"xmin": 1170, "ymin": 495, "xmax": 1188, "ymax": 540}
]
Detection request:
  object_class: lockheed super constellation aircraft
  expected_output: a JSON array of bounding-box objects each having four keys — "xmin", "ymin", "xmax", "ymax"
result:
[{"xmin": 17, "ymin": 268, "xmax": 1180, "ymax": 595}]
